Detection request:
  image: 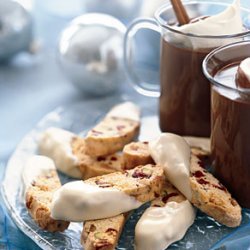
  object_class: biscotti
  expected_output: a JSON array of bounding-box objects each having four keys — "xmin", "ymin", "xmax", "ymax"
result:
[
  {"xmin": 123, "ymin": 141, "xmax": 154, "ymax": 169},
  {"xmin": 84, "ymin": 102, "xmax": 140, "ymax": 157},
  {"xmin": 135, "ymin": 180, "xmax": 196, "ymax": 250},
  {"xmin": 149, "ymin": 133, "xmax": 242, "ymax": 228},
  {"xmin": 190, "ymin": 148, "xmax": 242, "ymax": 227},
  {"xmin": 85, "ymin": 164, "xmax": 165, "ymax": 203},
  {"xmin": 39, "ymin": 127, "xmax": 124, "ymax": 180},
  {"xmin": 24, "ymin": 156, "xmax": 69, "ymax": 232},
  {"xmin": 50, "ymin": 164, "xmax": 165, "ymax": 222},
  {"xmin": 80, "ymin": 164, "xmax": 165, "ymax": 249},
  {"xmin": 72, "ymin": 137, "xmax": 123, "ymax": 179},
  {"xmin": 82, "ymin": 213, "xmax": 128, "ymax": 250}
]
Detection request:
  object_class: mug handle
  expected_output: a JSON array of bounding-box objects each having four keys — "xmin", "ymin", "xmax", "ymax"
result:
[{"xmin": 124, "ymin": 18, "xmax": 161, "ymax": 97}]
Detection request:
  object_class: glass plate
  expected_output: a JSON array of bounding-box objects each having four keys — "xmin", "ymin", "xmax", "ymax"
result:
[{"xmin": 2, "ymin": 96, "xmax": 250, "ymax": 250}]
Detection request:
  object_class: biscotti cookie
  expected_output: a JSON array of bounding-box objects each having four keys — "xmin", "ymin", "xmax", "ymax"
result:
[
  {"xmin": 23, "ymin": 156, "xmax": 69, "ymax": 232},
  {"xmin": 39, "ymin": 127, "xmax": 124, "ymax": 180},
  {"xmin": 51, "ymin": 164, "xmax": 165, "ymax": 222},
  {"xmin": 84, "ymin": 102, "xmax": 140, "ymax": 157},
  {"xmin": 190, "ymin": 148, "xmax": 241, "ymax": 227},
  {"xmin": 72, "ymin": 137, "xmax": 123, "ymax": 179},
  {"xmin": 123, "ymin": 141, "xmax": 154, "ymax": 170},
  {"xmin": 149, "ymin": 133, "xmax": 241, "ymax": 228},
  {"xmin": 82, "ymin": 213, "xmax": 128, "ymax": 250},
  {"xmin": 135, "ymin": 181, "xmax": 196, "ymax": 250},
  {"xmin": 85, "ymin": 164, "xmax": 165, "ymax": 203}
]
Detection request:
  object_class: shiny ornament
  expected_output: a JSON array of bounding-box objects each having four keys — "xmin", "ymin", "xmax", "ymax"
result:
[
  {"xmin": 58, "ymin": 13, "xmax": 126, "ymax": 96},
  {"xmin": 0, "ymin": 0, "xmax": 32, "ymax": 61}
]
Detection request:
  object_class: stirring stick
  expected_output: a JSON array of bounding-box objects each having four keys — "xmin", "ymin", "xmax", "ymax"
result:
[{"xmin": 170, "ymin": 0, "xmax": 190, "ymax": 25}]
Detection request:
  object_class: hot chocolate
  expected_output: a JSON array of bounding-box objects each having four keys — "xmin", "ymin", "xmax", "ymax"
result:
[
  {"xmin": 160, "ymin": 39, "xmax": 211, "ymax": 137},
  {"xmin": 211, "ymin": 59, "xmax": 250, "ymax": 207},
  {"xmin": 159, "ymin": 0, "xmax": 243, "ymax": 137}
]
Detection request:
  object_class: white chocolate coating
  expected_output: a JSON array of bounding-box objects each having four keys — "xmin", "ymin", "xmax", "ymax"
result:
[
  {"xmin": 38, "ymin": 127, "xmax": 81, "ymax": 179},
  {"xmin": 135, "ymin": 200, "xmax": 196, "ymax": 250},
  {"xmin": 51, "ymin": 181, "xmax": 142, "ymax": 222},
  {"xmin": 149, "ymin": 133, "xmax": 192, "ymax": 200},
  {"xmin": 22, "ymin": 155, "xmax": 55, "ymax": 188},
  {"xmin": 184, "ymin": 136, "xmax": 210, "ymax": 152}
]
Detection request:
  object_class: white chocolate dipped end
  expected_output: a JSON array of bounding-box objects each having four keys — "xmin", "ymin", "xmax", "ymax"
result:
[
  {"xmin": 149, "ymin": 133, "xmax": 192, "ymax": 200},
  {"xmin": 135, "ymin": 200, "xmax": 196, "ymax": 250},
  {"xmin": 183, "ymin": 136, "xmax": 210, "ymax": 152},
  {"xmin": 22, "ymin": 155, "xmax": 55, "ymax": 189},
  {"xmin": 51, "ymin": 181, "xmax": 142, "ymax": 222},
  {"xmin": 38, "ymin": 127, "xmax": 81, "ymax": 178}
]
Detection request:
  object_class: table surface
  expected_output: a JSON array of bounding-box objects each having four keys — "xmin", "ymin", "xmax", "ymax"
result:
[{"xmin": 1, "ymin": 0, "xmax": 250, "ymax": 249}]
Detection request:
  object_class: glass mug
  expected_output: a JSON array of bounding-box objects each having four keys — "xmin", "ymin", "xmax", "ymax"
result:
[
  {"xmin": 203, "ymin": 41, "xmax": 250, "ymax": 208},
  {"xmin": 124, "ymin": 1, "xmax": 250, "ymax": 137}
]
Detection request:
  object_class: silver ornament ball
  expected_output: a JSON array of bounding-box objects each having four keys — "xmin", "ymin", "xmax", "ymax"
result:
[
  {"xmin": 58, "ymin": 13, "xmax": 126, "ymax": 96},
  {"xmin": 0, "ymin": 0, "xmax": 32, "ymax": 62}
]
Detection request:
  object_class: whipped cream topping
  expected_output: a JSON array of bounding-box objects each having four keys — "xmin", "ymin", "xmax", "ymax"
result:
[
  {"xmin": 183, "ymin": 136, "xmax": 210, "ymax": 152},
  {"xmin": 38, "ymin": 127, "xmax": 81, "ymax": 179},
  {"xmin": 149, "ymin": 133, "xmax": 192, "ymax": 200},
  {"xmin": 172, "ymin": 0, "xmax": 243, "ymax": 49},
  {"xmin": 51, "ymin": 181, "xmax": 142, "ymax": 222},
  {"xmin": 178, "ymin": 0, "xmax": 242, "ymax": 36},
  {"xmin": 135, "ymin": 200, "xmax": 196, "ymax": 250},
  {"xmin": 106, "ymin": 102, "xmax": 140, "ymax": 121},
  {"xmin": 22, "ymin": 155, "xmax": 55, "ymax": 188},
  {"xmin": 238, "ymin": 57, "xmax": 250, "ymax": 82}
]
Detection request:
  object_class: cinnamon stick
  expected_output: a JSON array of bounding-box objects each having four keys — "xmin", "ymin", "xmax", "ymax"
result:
[{"xmin": 170, "ymin": 0, "xmax": 190, "ymax": 25}]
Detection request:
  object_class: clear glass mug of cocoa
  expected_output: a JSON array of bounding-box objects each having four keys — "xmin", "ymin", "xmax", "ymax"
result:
[
  {"xmin": 203, "ymin": 40, "xmax": 250, "ymax": 208},
  {"xmin": 124, "ymin": 1, "xmax": 250, "ymax": 137}
]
